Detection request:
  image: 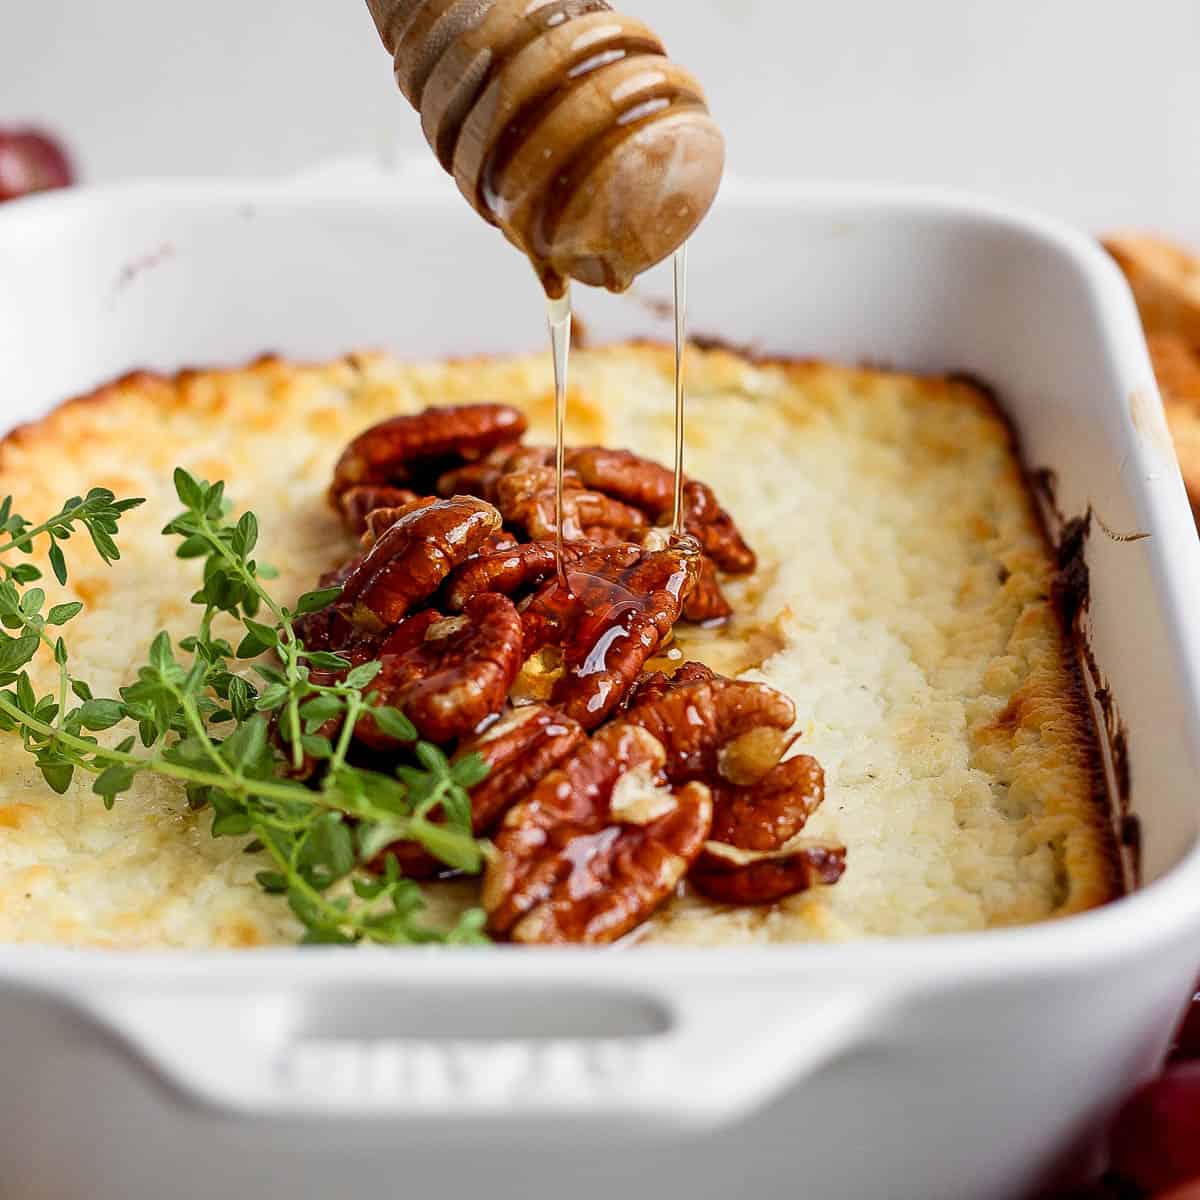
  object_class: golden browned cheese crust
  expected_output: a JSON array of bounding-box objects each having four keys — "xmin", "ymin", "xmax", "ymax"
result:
[{"xmin": 0, "ymin": 346, "xmax": 1121, "ymax": 947}]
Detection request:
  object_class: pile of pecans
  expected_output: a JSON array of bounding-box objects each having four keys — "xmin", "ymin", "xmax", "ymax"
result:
[{"xmin": 294, "ymin": 402, "xmax": 845, "ymax": 943}]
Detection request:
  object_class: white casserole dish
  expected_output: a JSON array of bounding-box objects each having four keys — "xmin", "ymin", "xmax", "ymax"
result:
[{"xmin": 1, "ymin": 172, "xmax": 1200, "ymax": 1200}]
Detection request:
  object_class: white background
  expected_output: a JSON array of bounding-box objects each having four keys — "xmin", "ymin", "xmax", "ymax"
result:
[{"xmin": 2, "ymin": 0, "xmax": 1198, "ymax": 242}]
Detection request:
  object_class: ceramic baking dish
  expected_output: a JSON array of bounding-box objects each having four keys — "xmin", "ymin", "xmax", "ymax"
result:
[{"xmin": 1, "ymin": 172, "xmax": 1200, "ymax": 1200}]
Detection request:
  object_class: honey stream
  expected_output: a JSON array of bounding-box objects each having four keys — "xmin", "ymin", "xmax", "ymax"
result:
[
  {"xmin": 546, "ymin": 284, "xmax": 573, "ymax": 588},
  {"xmin": 545, "ymin": 245, "xmax": 693, "ymax": 593},
  {"xmin": 670, "ymin": 244, "xmax": 688, "ymax": 537}
]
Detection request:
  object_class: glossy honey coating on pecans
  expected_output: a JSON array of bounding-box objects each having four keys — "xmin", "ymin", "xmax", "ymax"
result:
[
  {"xmin": 566, "ymin": 447, "xmax": 755, "ymax": 573},
  {"xmin": 708, "ymin": 754, "xmax": 826, "ymax": 852},
  {"xmin": 337, "ymin": 495, "xmax": 501, "ymax": 629},
  {"xmin": 445, "ymin": 538, "xmax": 575, "ymax": 610},
  {"xmin": 482, "ymin": 722, "xmax": 712, "ymax": 943},
  {"xmin": 293, "ymin": 404, "xmax": 842, "ymax": 939},
  {"xmin": 691, "ymin": 843, "xmax": 847, "ymax": 906},
  {"xmin": 626, "ymin": 660, "xmax": 716, "ymax": 706},
  {"xmin": 336, "ymin": 484, "xmax": 421, "ymax": 535},
  {"xmin": 496, "ymin": 465, "xmax": 649, "ymax": 542},
  {"xmin": 473, "ymin": 529, "xmax": 523, "ymax": 557},
  {"xmin": 553, "ymin": 544, "xmax": 697, "ymax": 728},
  {"xmin": 624, "ymin": 667, "xmax": 842, "ymax": 904},
  {"xmin": 682, "ymin": 553, "xmax": 733, "ymax": 623},
  {"xmin": 438, "ymin": 435, "xmax": 742, "ymax": 612},
  {"xmin": 319, "ymin": 414, "xmax": 756, "ymax": 730},
  {"xmin": 676, "ymin": 479, "xmax": 756, "ymax": 574},
  {"xmin": 330, "ymin": 403, "xmax": 527, "ymax": 501},
  {"xmin": 460, "ymin": 703, "xmax": 587, "ymax": 831},
  {"xmin": 515, "ymin": 541, "xmax": 699, "ymax": 728},
  {"xmin": 624, "ymin": 673, "xmax": 796, "ymax": 784},
  {"xmin": 436, "ymin": 442, "xmax": 550, "ymax": 503},
  {"xmin": 375, "ymin": 704, "xmax": 586, "ymax": 879},
  {"xmin": 356, "ymin": 593, "xmax": 525, "ymax": 747},
  {"xmin": 362, "ymin": 502, "xmax": 428, "ymax": 545},
  {"xmin": 519, "ymin": 541, "xmax": 642, "ymax": 651}
]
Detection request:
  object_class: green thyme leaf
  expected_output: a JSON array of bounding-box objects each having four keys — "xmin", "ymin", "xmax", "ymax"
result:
[
  {"xmin": 296, "ymin": 733, "xmax": 331, "ymax": 759},
  {"xmin": 295, "ymin": 586, "xmax": 342, "ymax": 615},
  {"xmin": 39, "ymin": 756, "xmax": 75, "ymax": 795},
  {"xmin": 0, "ymin": 635, "xmax": 39, "ymax": 674},
  {"xmin": 218, "ymin": 713, "xmax": 273, "ymax": 775},
  {"xmin": 303, "ymin": 650, "xmax": 352, "ymax": 670},
  {"xmin": 211, "ymin": 811, "xmax": 253, "ymax": 838},
  {"xmin": 415, "ymin": 741, "xmax": 449, "ymax": 773},
  {"xmin": 242, "ymin": 618, "xmax": 277, "ymax": 648},
  {"xmin": 451, "ymin": 752, "xmax": 490, "ymax": 789},
  {"xmin": 343, "ymin": 661, "xmax": 383, "ymax": 689},
  {"xmin": 369, "ymin": 706, "xmax": 416, "ymax": 743},
  {"xmin": 93, "ymin": 764, "xmax": 136, "ymax": 808},
  {"xmin": 253, "ymin": 682, "xmax": 290, "ymax": 712},
  {"xmin": 445, "ymin": 908, "xmax": 490, "ymax": 945},
  {"xmin": 409, "ymin": 817, "xmax": 484, "ymax": 873},
  {"xmin": 19, "ymin": 588, "xmax": 44, "ymax": 617},
  {"xmin": 299, "ymin": 694, "xmax": 342, "ymax": 726},
  {"xmin": 173, "ymin": 467, "xmax": 205, "ymax": 510},
  {"xmin": 236, "ymin": 628, "xmax": 275, "ymax": 659},
  {"xmin": 75, "ymin": 699, "xmax": 126, "ymax": 731},
  {"xmin": 234, "ymin": 512, "xmax": 258, "ymax": 556},
  {"xmin": 47, "ymin": 544, "xmax": 67, "ymax": 585}
]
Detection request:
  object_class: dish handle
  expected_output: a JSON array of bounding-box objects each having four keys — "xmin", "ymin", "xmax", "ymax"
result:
[{"xmin": 73, "ymin": 976, "xmax": 883, "ymax": 1132}]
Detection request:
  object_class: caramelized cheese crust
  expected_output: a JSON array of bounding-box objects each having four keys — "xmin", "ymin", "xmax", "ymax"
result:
[{"xmin": 0, "ymin": 345, "xmax": 1121, "ymax": 946}]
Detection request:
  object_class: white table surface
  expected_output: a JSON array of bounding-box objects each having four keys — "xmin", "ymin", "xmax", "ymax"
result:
[{"xmin": 3, "ymin": 0, "xmax": 1198, "ymax": 244}]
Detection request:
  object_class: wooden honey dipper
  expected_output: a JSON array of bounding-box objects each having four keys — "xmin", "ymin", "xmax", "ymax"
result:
[{"xmin": 364, "ymin": 0, "xmax": 725, "ymax": 295}]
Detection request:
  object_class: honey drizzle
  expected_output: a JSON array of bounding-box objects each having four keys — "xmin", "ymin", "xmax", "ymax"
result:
[
  {"xmin": 546, "ymin": 283, "xmax": 573, "ymax": 587},
  {"xmin": 670, "ymin": 243, "xmax": 688, "ymax": 538},
  {"xmin": 545, "ymin": 244, "xmax": 692, "ymax": 590}
]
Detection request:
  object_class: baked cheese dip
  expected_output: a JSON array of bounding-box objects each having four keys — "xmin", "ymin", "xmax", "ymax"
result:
[{"xmin": 0, "ymin": 344, "xmax": 1121, "ymax": 947}]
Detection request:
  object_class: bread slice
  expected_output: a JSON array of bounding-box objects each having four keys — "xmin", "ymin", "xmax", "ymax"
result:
[
  {"xmin": 1105, "ymin": 233, "xmax": 1200, "ymax": 347},
  {"xmin": 1146, "ymin": 332, "xmax": 1200, "ymax": 525},
  {"xmin": 1104, "ymin": 233, "xmax": 1200, "ymax": 522}
]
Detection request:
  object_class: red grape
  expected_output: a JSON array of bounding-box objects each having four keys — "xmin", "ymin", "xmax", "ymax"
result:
[
  {"xmin": 1110, "ymin": 1061, "xmax": 1200, "ymax": 1193},
  {"xmin": 0, "ymin": 129, "xmax": 73, "ymax": 203}
]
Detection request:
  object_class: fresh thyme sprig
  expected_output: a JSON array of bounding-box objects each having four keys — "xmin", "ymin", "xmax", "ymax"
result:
[{"xmin": 0, "ymin": 471, "xmax": 491, "ymax": 946}]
